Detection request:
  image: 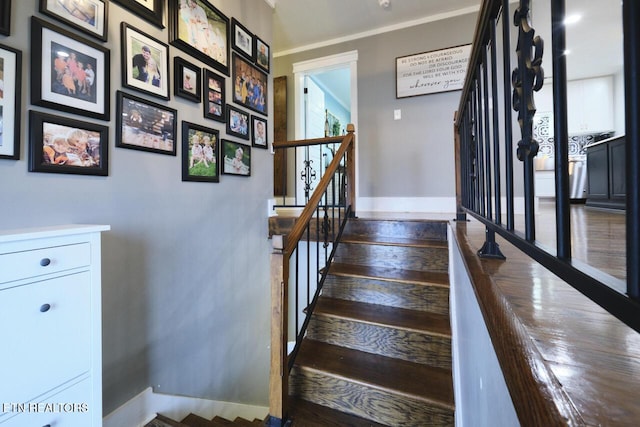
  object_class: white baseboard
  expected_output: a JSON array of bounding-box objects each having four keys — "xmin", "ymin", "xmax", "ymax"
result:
[
  {"xmin": 356, "ymin": 197, "xmax": 526, "ymax": 215},
  {"xmin": 103, "ymin": 387, "xmax": 268, "ymax": 427}
]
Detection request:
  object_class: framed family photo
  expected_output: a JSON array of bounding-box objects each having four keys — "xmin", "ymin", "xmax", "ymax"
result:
[
  {"xmin": 255, "ymin": 36, "xmax": 270, "ymax": 73},
  {"xmin": 116, "ymin": 90, "xmax": 177, "ymax": 156},
  {"xmin": 39, "ymin": 0, "xmax": 108, "ymax": 41},
  {"xmin": 231, "ymin": 18, "xmax": 254, "ymax": 61},
  {"xmin": 169, "ymin": 0, "xmax": 230, "ymax": 76},
  {"xmin": 232, "ymin": 53, "xmax": 268, "ymax": 115},
  {"xmin": 174, "ymin": 56, "xmax": 201, "ymax": 102},
  {"xmin": 182, "ymin": 121, "xmax": 220, "ymax": 183},
  {"xmin": 31, "ymin": 16, "xmax": 110, "ymax": 120},
  {"xmin": 222, "ymin": 139, "xmax": 250, "ymax": 177},
  {"xmin": 251, "ymin": 116, "xmax": 268, "ymax": 149},
  {"xmin": 0, "ymin": 44, "xmax": 22, "ymax": 160},
  {"xmin": 121, "ymin": 22, "xmax": 170, "ymax": 100},
  {"xmin": 111, "ymin": 0, "xmax": 164, "ymax": 28},
  {"xmin": 29, "ymin": 110, "xmax": 109, "ymax": 176},
  {"xmin": 0, "ymin": 0, "xmax": 11, "ymax": 36},
  {"xmin": 226, "ymin": 105, "xmax": 250, "ymax": 140},
  {"xmin": 203, "ymin": 68, "xmax": 225, "ymax": 122}
]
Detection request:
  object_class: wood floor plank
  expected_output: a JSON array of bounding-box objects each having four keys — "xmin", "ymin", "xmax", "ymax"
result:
[
  {"xmin": 328, "ymin": 262, "xmax": 449, "ymax": 286},
  {"xmin": 294, "ymin": 339, "xmax": 454, "ymax": 408},
  {"xmin": 314, "ymin": 297, "xmax": 451, "ymax": 337}
]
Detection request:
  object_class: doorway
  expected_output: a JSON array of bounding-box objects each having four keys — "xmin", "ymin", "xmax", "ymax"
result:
[{"xmin": 292, "ymin": 50, "xmax": 358, "ymax": 205}]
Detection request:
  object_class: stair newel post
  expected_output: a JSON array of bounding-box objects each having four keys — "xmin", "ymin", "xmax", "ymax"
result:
[
  {"xmin": 268, "ymin": 235, "xmax": 290, "ymax": 427},
  {"xmin": 345, "ymin": 124, "xmax": 356, "ymax": 217}
]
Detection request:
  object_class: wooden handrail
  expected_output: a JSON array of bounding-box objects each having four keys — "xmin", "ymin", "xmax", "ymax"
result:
[
  {"xmin": 283, "ymin": 125, "xmax": 355, "ymax": 255},
  {"xmin": 268, "ymin": 124, "xmax": 356, "ymax": 427}
]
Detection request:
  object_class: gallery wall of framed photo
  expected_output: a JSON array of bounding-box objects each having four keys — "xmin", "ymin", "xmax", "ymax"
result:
[{"xmin": 1, "ymin": 0, "xmax": 272, "ymax": 183}]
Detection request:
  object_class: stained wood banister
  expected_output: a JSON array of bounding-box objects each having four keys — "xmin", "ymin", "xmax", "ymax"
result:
[{"xmin": 268, "ymin": 124, "xmax": 356, "ymax": 427}]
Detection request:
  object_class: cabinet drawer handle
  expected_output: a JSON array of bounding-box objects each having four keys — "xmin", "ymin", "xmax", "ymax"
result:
[
  {"xmin": 40, "ymin": 258, "xmax": 51, "ymax": 267},
  {"xmin": 40, "ymin": 304, "xmax": 51, "ymax": 313}
]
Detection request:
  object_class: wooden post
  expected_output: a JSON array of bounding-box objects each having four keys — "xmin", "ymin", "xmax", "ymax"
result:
[
  {"xmin": 453, "ymin": 112, "xmax": 466, "ymax": 221},
  {"xmin": 268, "ymin": 235, "xmax": 288, "ymax": 426},
  {"xmin": 346, "ymin": 124, "xmax": 356, "ymax": 217}
]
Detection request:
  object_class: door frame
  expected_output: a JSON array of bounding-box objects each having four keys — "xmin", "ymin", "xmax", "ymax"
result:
[{"xmin": 292, "ymin": 50, "xmax": 359, "ymax": 201}]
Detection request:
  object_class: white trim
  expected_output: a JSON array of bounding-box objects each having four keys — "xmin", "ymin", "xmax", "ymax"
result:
[
  {"xmin": 263, "ymin": 0, "xmax": 276, "ymax": 9},
  {"xmin": 292, "ymin": 51, "xmax": 359, "ymax": 74},
  {"xmin": 103, "ymin": 387, "xmax": 268, "ymax": 427},
  {"xmin": 357, "ymin": 197, "xmax": 527, "ymax": 215},
  {"xmin": 274, "ymin": 6, "xmax": 480, "ymax": 58}
]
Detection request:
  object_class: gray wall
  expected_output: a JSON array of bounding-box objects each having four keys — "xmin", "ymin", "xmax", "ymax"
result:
[
  {"xmin": 0, "ymin": 0, "xmax": 273, "ymax": 414},
  {"xmin": 273, "ymin": 12, "xmax": 478, "ymax": 199}
]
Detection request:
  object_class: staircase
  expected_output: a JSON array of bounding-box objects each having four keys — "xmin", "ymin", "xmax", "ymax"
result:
[
  {"xmin": 288, "ymin": 218, "xmax": 455, "ymax": 426},
  {"xmin": 145, "ymin": 413, "xmax": 265, "ymax": 427}
]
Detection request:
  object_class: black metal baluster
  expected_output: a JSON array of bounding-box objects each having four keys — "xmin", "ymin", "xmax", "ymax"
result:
[
  {"xmin": 490, "ymin": 18, "xmax": 503, "ymax": 226},
  {"xmin": 482, "ymin": 49, "xmax": 493, "ymax": 222},
  {"xmin": 502, "ymin": 0, "xmax": 515, "ymax": 231},
  {"xmin": 551, "ymin": 0, "xmax": 571, "ymax": 260}
]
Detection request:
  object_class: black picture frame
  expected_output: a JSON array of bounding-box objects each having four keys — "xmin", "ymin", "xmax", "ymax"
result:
[
  {"xmin": 251, "ymin": 115, "xmax": 268, "ymax": 149},
  {"xmin": 116, "ymin": 90, "xmax": 177, "ymax": 156},
  {"xmin": 232, "ymin": 53, "xmax": 268, "ymax": 115},
  {"xmin": 111, "ymin": 0, "xmax": 164, "ymax": 29},
  {"xmin": 169, "ymin": 0, "xmax": 229, "ymax": 76},
  {"xmin": 39, "ymin": 0, "xmax": 109, "ymax": 42},
  {"xmin": 222, "ymin": 139, "xmax": 251, "ymax": 177},
  {"xmin": 31, "ymin": 16, "xmax": 110, "ymax": 121},
  {"xmin": 254, "ymin": 36, "xmax": 270, "ymax": 73},
  {"xmin": 174, "ymin": 56, "xmax": 201, "ymax": 103},
  {"xmin": 203, "ymin": 68, "xmax": 225, "ymax": 122},
  {"xmin": 0, "ymin": 44, "xmax": 22, "ymax": 160},
  {"xmin": 182, "ymin": 121, "xmax": 220, "ymax": 183},
  {"xmin": 0, "ymin": 0, "xmax": 10, "ymax": 36},
  {"xmin": 29, "ymin": 110, "xmax": 109, "ymax": 176},
  {"xmin": 231, "ymin": 18, "xmax": 254, "ymax": 61},
  {"xmin": 226, "ymin": 105, "xmax": 250, "ymax": 140},
  {"xmin": 121, "ymin": 22, "xmax": 170, "ymax": 100}
]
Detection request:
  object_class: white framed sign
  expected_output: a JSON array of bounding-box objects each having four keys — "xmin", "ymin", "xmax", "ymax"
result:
[{"xmin": 396, "ymin": 44, "xmax": 472, "ymax": 98}]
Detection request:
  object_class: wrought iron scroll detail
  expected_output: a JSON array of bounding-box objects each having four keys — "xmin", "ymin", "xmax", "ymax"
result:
[
  {"xmin": 300, "ymin": 160, "xmax": 316, "ymax": 199},
  {"xmin": 512, "ymin": 0, "xmax": 544, "ymax": 161}
]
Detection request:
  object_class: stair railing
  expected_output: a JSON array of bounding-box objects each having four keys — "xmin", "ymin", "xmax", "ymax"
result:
[
  {"xmin": 268, "ymin": 124, "xmax": 356, "ymax": 427},
  {"xmin": 454, "ymin": 0, "xmax": 640, "ymax": 330}
]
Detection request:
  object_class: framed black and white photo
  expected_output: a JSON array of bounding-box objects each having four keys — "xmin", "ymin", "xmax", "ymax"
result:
[
  {"xmin": 29, "ymin": 110, "xmax": 109, "ymax": 176},
  {"xmin": 31, "ymin": 16, "xmax": 110, "ymax": 120},
  {"xmin": 182, "ymin": 121, "xmax": 220, "ymax": 183},
  {"xmin": 121, "ymin": 22, "xmax": 170, "ymax": 100},
  {"xmin": 111, "ymin": 0, "xmax": 164, "ymax": 28},
  {"xmin": 116, "ymin": 90, "xmax": 177, "ymax": 156},
  {"xmin": 0, "ymin": 44, "xmax": 22, "ymax": 160},
  {"xmin": 251, "ymin": 115, "xmax": 267, "ymax": 149},
  {"xmin": 174, "ymin": 56, "xmax": 201, "ymax": 103},
  {"xmin": 39, "ymin": 0, "xmax": 108, "ymax": 41},
  {"xmin": 203, "ymin": 68, "xmax": 225, "ymax": 122},
  {"xmin": 222, "ymin": 139, "xmax": 250, "ymax": 177},
  {"xmin": 255, "ymin": 36, "xmax": 270, "ymax": 73},
  {"xmin": 169, "ymin": 0, "xmax": 229, "ymax": 76},
  {"xmin": 231, "ymin": 18, "xmax": 254, "ymax": 61},
  {"xmin": 226, "ymin": 105, "xmax": 250, "ymax": 140},
  {"xmin": 232, "ymin": 53, "xmax": 268, "ymax": 115},
  {"xmin": 0, "ymin": 0, "xmax": 11, "ymax": 36}
]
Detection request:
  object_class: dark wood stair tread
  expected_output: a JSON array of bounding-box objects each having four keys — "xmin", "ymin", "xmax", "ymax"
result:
[
  {"xmin": 314, "ymin": 297, "xmax": 451, "ymax": 337},
  {"xmin": 146, "ymin": 414, "xmax": 190, "ymax": 427},
  {"xmin": 294, "ymin": 340, "xmax": 454, "ymax": 409},
  {"xmin": 181, "ymin": 414, "xmax": 218, "ymax": 427},
  {"xmin": 288, "ymin": 397, "xmax": 387, "ymax": 426},
  {"xmin": 340, "ymin": 234, "xmax": 447, "ymax": 248},
  {"xmin": 328, "ymin": 262, "xmax": 449, "ymax": 286},
  {"xmin": 211, "ymin": 416, "xmax": 233, "ymax": 425}
]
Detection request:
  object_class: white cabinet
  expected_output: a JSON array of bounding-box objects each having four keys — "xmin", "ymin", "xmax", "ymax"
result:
[
  {"xmin": 567, "ymin": 76, "xmax": 614, "ymax": 134},
  {"xmin": 0, "ymin": 225, "xmax": 109, "ymax": 427}
]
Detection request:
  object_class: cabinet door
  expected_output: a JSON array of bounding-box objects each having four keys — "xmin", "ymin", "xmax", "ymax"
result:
[
  {"xmin": 0, "ymin": 272, "xmax": 91, "ymax": 405},
  {"xmin": 586, "ymin": 144, "xmax": 609, "ymax": 199},
  {"xmin": 609, "ymin": 138, "xmax": 626, "ymax": 200},
  {"xmin": 567, "ymin": 77, "xmax": 614, "ymax": 134}
]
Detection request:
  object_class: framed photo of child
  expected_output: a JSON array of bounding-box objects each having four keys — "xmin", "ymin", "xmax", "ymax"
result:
[
  {"xmin": 254, "ymin": 36, "xmax": 270, "ymax": 73},
  {"xmin": 39, "ymin": 0, "xmax": 109, "ymax": 41},
  {"xmin": 174, "ymin": 56, "xmax": 201, "ymax": 103},
  {"xmin": 31, "ymin": 16, "xmax": 110, "ymax": 120},
  {"xmin": 226, "ymin": 105, "xmax": 250, "ymax": 140},
  {"xmin": 203, "ymin": 68, "xmax": 225, "ymax": 123},
  {"xmin": 121, "ymin": 22, "xmax": 170, "ymax": 100},
  {"xmin": 182, "ymin": 121, "xmax": 220, "ymax": 183},
  {"xmin": 111, "ymin": 0, "xmax": 164, "ymax": 29},
  {"xmin": 28, "ymin": 110, "xmax": 109, "ymax": 176},
  {"xmin": 251, "ymin": 116, "xmax": 267, "ymax": 149},
  {"xmin": 0, "ymin": 43, "xmax": 22, "ymax": 160},
  {"xmin": 222, "ymin": 139, "xmax": 251, "ymax": 177}
]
